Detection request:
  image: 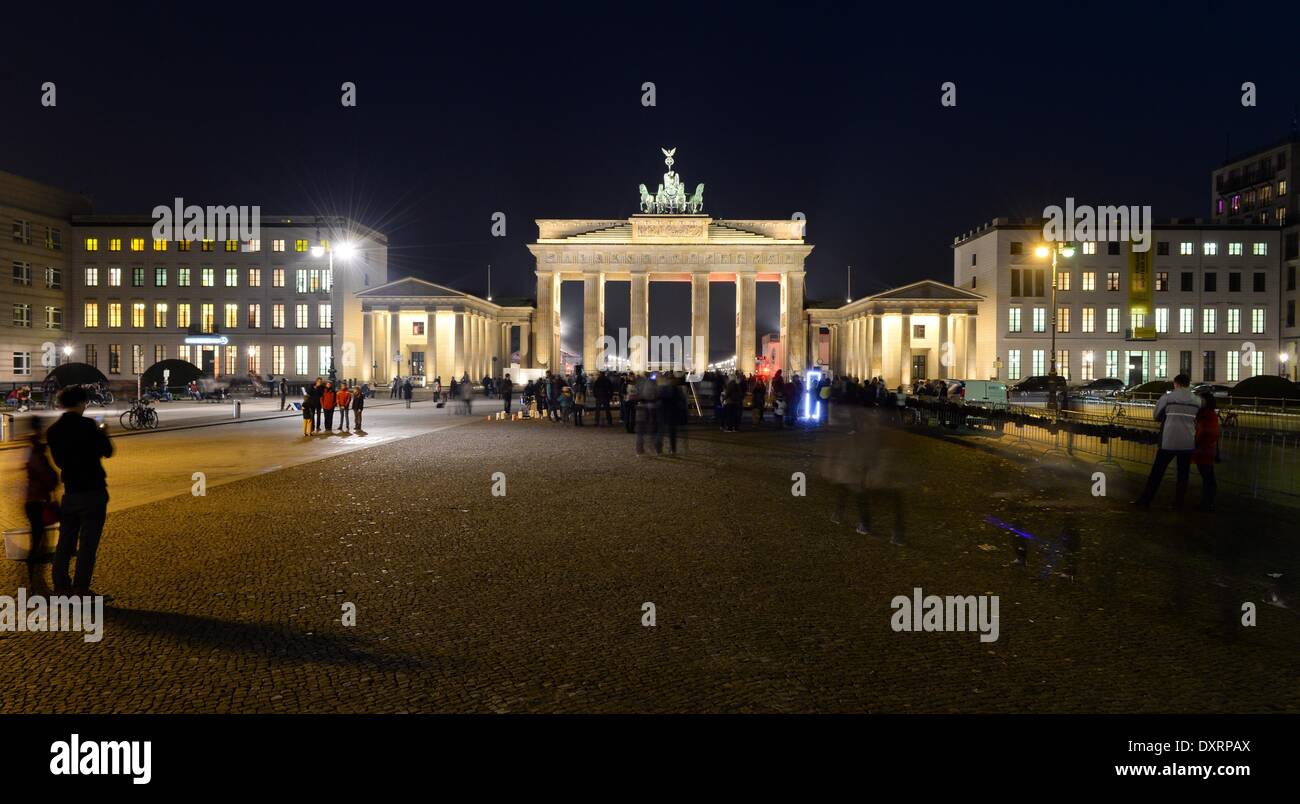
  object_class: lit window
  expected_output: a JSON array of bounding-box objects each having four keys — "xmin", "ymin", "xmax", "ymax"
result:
[
  {"xmin": 224, "ymin": 303, "xmax": 239, "ymax": 329},
  {"xmin": 225, "ymin": 240, "xmax": 239, "ymax": 252},
  {"xmin": 1178, "ymin": 307, "xmax": 1193, "ymax": 333},
  {"xmin": 201, "ymin": 239, "xmax": 214, "ymax": 252},
  {"xmin": 1057, "ymin": 272, "xmax": 1071, "ymax": 291},
  {"xmin": 201, "ymin": 267, "xmax": 215, "ymax": 287},
  {"xmin": 1007, "ymin": 307, "xmax": 1021, "ymax": 333},
  {"xmin": 295, "ymin": 239, "xmax": 309, "ymax": 252},
  {"xmin": 1202, "ymin": 307, "xmax": 1216, "ymax": 334},
  {"xmin": 1105, "ymin": 307, "xmax": 1120, "ymax": 333},
  {"xmin": 1203, "ymin": 242, "xmax": 1217, "ymax": 256},
  {"xmin": 1081, "ymin": 306, "xmax": 1095, "ymax": 333},
  {"xmin": 1057, "ymin": 306, "xmax": 1070, "ymax": 333},
  {"xmin": 109, "ymin": 238, "xmax": 122, "ymax": 252},
  {"xmin": 108, "ymin": 267, "xmax": 122, "ymax": 287},
  {"xmin": 246, "ymin": 239, "xmax": 261, "ymax": 252},
  {"xmin": 84, "ymin": 302, "xmax": 99, "ymax": 328},
  {"xmin": 177, "ymin": 304, "xmax": 191, "ymax": 329},
  {"xmin": 226, "ymin": 267, "xmax": 238, "ymax": 287},
  {"xmin": 1252, "ymin": 307, "xmax": 1266, "ymax": 334},
  {"xmin": 272, "ymin": 268, "xmax": 285, "ymax": 287},
  {"xmin": 153, "ymin": 239, "xmax": 168, "ymax": 252},
  {"xmin": 1228, "ymin": 242, "xmax": 1242, "ymax": 255},
  {"xmin": 1032, "ymin": 307, "xmax": 1046, "ymax": 333},
  {"xmin": 130, "ymin": 237, "xmax": 145, "ymax": 252},
  {"xmin": 154, "ymin": 303, "xmax": 168, "ymax": 328},
  {"xmin": 177, "ymin": 267, "xmax": 191, "ymax": 287},
  {"xmin": 1155, "ymin": 307, "xmax": 1169, "ymax": 333},
  {"xmin": 273, "ymin": 239, "xmax": 285, "ymax": 252},
  {"xmin": 1253, "ymin": 242, "xmax": 1268, "ymax": 256},
  {"xmin": 1179, "ymin": 242, "xmax": 1194, "ymax": 255},
  {"xmin": 1227, "ymin": 307, "xmax": 1240, "ymax": 334},
  {"xmin": 248, "ymin": 268, "xmax": 262, "ymax": 287},
  {"xmin": 108, "ymin": 302, "xmax": 122, "ymax": 328},
  {"xmin": 1081, "ymin": 272, "xmax": 1096, "ymax": 291},
  {"xmin": 132, "ymin": 302, "xmax": 146, "ymax": 328},
  {"xmin": 1081, "ymin": 242, "xmax": 1097, "ymax": 255},
  {"xmin": 178, "ymin": 239, "xmax": 191, "ymax": 252}
]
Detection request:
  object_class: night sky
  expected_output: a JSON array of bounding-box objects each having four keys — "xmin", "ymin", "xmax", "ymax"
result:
[{"xmin": 4, "ymin": 1, "xmax": 1299, "ymax": 358}]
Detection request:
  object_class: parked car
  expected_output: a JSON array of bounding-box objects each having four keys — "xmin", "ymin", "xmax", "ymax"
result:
[
  {"xmin": 1072, "ymin": 377, "xmax": 1125, "ymax": 400},
  {"xmin": 1192, "ymin": 382, "xmax": 1233, "ymax": 399},
  {"xmin": 1008, "ymin": 375, "xmax": 1068, "ymax": 405}
]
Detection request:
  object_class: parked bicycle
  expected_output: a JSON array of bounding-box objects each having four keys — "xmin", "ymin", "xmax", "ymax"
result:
[{"xmin": 120, "ymin": 398, "xmax": 159, "ymax": 430}]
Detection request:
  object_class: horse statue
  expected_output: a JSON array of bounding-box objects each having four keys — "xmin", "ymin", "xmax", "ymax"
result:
[
  {"xmin": 638, "ymin": 184, "xmax": 655, "ymax": 213},
  {"xmin": 686, "ymin": 183, "xmax": 704, "ymax": 214}
]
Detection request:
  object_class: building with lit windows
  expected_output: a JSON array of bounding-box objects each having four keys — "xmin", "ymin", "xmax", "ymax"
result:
[
  {"xmin": 810, "ymin": 219, "xmax": 1284, "ymax": 389},
  {"xmin": 0, "ymin": 170, "xmax": 91, "ymax": 382},
  {"xmin": 67, "ymin": 216, "xmax": 388, "ymax": 383},
  {"xmin": 1209, "ymin": 134, "xmax": 1300, "ymax": 380}
]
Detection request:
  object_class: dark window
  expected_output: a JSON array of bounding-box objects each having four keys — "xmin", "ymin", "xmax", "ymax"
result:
[
  {"xmin": 1180, "ymin": 351, "xmax": 1192, "ymax": 376},
  {"xmin": 1229, "ymin": 272, "xmax": 1241, "ymax": 292},
  {"xmin": 971, "ymin": 275, "xmax": 977, "ymax": 289},
  {"xmin": 1254, "ymin": 272, "xmax": 1266, "ymax": 292},
  {"xmin": 1288, "ymin": 300, "xmax": 1296, "ymax": 328},
  {"xmin": 1010, "ymin": 269, "xmax": 1021, "ymax": 297},
  {"xmin": 1288, "ymin": 265, "xmax": 1296, "ymax": 291},
  {"xmin": 1155, "ymin": 271, "xmax": 1168, "ymax": 291},
  {"xmin": 1107, "ymin": 242, "xmax": 1121, "ymax": 256},
  {"xmin": 1202, "ymin": 351, "xmax": 1216, "ymax": 383},
  {"xmin": 1157, "ymin": 241, "xmax": 1170, "ymax": 256},
  {"xmin": 1181, "ymin": 272, "xmax": 1194, "ymax": 292},
  {"xmin": 1009, "ymin": 242, "xmax": 1022, "ymax": 255},
  {"xmin": 971, "ymin": 253, "xmax": 977, "ymax": 266},
  {"xmin": 1204, "ymin": 272, "xmax": 1216, "ymax": 292},
  {"xmin": 1034, "ymin": 270, "xmax": 1046, "ymax": 297},
  {"xmin": 1285, "ymin": 233, "xmax": 1298, "ymax": 261}
]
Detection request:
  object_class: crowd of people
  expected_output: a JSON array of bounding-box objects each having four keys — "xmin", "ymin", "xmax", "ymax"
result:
[{"xmin": 299, "ymin": 378, "xmax": 368, "ymax": 435}]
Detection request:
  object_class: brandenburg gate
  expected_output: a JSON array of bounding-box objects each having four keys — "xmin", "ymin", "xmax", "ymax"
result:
[{"xmin": 526, "ymin": 149, "xmax": 814, "ymax": 374}]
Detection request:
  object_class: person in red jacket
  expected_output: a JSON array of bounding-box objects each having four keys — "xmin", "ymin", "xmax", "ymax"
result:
[
  {"xmin": 1192, "ymin": 390, "xmax": 1221, "ymax": 512},
  {"xmin": 321, "ymin": 382, "xmax": 337, "ymax": 431},
  {"xmin": 335, "ymin": 384, "xmax": 352, "ymax": 431}
]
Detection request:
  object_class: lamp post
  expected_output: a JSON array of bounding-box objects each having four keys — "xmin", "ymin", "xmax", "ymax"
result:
[
  {"xmin": 313, "ymin": 239, "xmax": 356, "ymax": 386},
  {"xmin": 1035, "ymin": 242, "xmax": 1075, "ymax": 411}
]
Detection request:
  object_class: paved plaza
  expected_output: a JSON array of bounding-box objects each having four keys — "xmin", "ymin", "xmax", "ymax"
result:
[{"xmin": 1, "ymin": 402, "xmax": 1297, "ymax": 713}]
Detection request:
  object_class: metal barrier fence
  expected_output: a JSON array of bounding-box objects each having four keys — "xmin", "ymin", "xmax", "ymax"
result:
[{"xmin": 903, "ymin": 399, "xmax": 1300, "ymax": 499}]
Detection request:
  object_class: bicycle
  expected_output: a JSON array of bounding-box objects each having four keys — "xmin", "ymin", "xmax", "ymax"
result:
[{"xmin": 119, "ymin": 398, "xmax": 159, "ymax": 430}]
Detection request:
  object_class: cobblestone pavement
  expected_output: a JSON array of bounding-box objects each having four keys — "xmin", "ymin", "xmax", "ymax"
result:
[{"xmin": 1, "ymin": 408, "xmax": 1297, "ymax": 713}]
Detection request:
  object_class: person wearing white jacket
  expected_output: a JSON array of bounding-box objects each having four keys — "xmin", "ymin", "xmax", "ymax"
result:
[{"xmin": 1133, "ymin": 373, "xmax": 1203, "ymax": 509}]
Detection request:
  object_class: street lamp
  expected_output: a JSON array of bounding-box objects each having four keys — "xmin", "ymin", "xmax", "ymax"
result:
[
  {"xmin": 318, "ymin": 240, "xmax": 356, "ymax": 385},
  {"xmin": 1034, "ymin": 241, "xmax": 1075, "ymax": 410}
]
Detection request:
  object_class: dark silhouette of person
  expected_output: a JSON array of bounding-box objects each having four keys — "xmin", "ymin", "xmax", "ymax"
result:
[{"xmin": 46, "ymin": 385, "xmax": 113, "ymax": 595}]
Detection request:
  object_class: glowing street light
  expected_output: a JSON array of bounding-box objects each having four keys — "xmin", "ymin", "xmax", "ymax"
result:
[{"xmin": 1034, "ymin": 241, "xmax": 1076, "ymax": 409}]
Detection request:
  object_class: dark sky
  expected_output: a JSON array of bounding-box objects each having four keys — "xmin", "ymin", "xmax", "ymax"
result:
[{"xmin": 4, "ymin": 0, "xmax": 1299, "ymax": 358}]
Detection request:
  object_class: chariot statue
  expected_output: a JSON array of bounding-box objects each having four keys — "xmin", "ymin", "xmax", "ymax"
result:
[{"xmin": 637, "ymin": 147, "xmax": 702, "ymax": 214}]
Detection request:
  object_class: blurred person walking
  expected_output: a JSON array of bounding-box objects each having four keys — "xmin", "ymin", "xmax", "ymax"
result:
[{"xmin": 21, "ymin": 417, "xmax": 58, "ymax": 592}]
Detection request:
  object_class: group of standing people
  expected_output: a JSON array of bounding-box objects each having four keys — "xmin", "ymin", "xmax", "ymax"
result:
[
  {"xmin": 301, "ymin": 378, "xmax": 366, "ymax": 435},
  {"xmin": 20, "ymin": 385, "xmax": 113, "ymax": 595},
  {"xmin": 1133, "ymin": 373, "xmax": 1220, "ymax": 511}
]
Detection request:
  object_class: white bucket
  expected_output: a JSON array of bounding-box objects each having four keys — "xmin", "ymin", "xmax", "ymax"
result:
[{"xmin": 4, "ymin": 525, "xmax": 59, "ymax": 561}]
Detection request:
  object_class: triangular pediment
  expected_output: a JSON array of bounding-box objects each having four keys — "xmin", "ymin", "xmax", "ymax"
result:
[
  {"xmin": 867, "ymin": 279, "xmax": 983, "ymax": 302},
  {"xmin": 356, "ymin": 277, "xmax": 473, "ymax": 299}
]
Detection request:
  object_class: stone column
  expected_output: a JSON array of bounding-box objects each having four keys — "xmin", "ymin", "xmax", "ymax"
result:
[
  {"xmin": 362, "ymin": 309, "xmax": 374, "ymax": 382},
  {"xmin": 582, "ymin": 272, "xmax": 604, "ymax": 372},
  {"xmin": 965, "ymin": 315, "xmax": 977, "ymax": 378},
  {"xmin": 389, "ymin": 308, "xmax": 402, "ymax": 379},
  {"xmin": 937, "ymin": 312, "xmax": 949, "ymax": 379},
  {"xmin": 783, "ymin": 272, "xmax": 806, "ymax": 374},
  {"xmin": 630, "ymin": 273, "xmax": 649, "ymax": 371},
  {"xmin": 535, "ymin": 271, "xmax": 557, "ymax": 371},
  {"xmin": 691, "ymin": 273, "xmax": 709, "ymax": 375},
  {"xmin": 425, "ymin": 307, "xmax": 437, "ymax": 381},
  {"xmin": 519, "ymin": 320, "xmax": 531, "ymax": 367},
  {"xmin": 866, "ymin": 314, "xmax": 877, "ymax": 379},
  {"xmin": 900, "ymin": 312, "xmax": 912, "ymax": 388},
  {"xmin": 736, "ymin": 273, "xmax": 757, "ymax": 374},
  {"xmin": 454, "ymin": 311, "xmax": 466, "ymax": 378}
]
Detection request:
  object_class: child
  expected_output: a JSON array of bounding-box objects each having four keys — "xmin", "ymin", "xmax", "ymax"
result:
[{"xmin": 302, "ymin": 399, "xmax": 313, "ymax": 436}]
